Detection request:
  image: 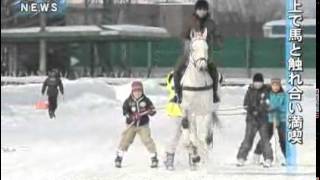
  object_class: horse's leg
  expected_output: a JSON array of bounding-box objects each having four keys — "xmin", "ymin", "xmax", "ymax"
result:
[
  {"xmin": 187, "ymin": 114, "xmax": 212, "ymax": 166},
  {"xmin": 195, "ymin": 114, "xmax": 213, "ymax": 164},
  {"xmin": 184, "ymin": 114, "xmax": 202, "ymax": 169},
  {"xmin": 207, "ymin": 113, "xmax": 216, "ymax": 146},
  {"xmin": 181, "ymin": 109, "xmax": 192, "ymax": 147},
  {"xmin": 187, "ymin": 144, "xmax": 201, "ymax": 170},
  {"xmin": 204, "ymin": 113, "xmax": 216, "ymax": 164},
  {"xmin": 211, "ymin": 111, "xmax": 221, "ymax": 129}
]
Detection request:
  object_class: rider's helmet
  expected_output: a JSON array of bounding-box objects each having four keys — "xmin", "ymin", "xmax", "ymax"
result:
[
  {"xmin": 194, "ymin": 0, "xmax": 209, "ymax": 18},
  {"xmin": 195, "ymin": 0, "xmax": 209, "ymax": 10}
]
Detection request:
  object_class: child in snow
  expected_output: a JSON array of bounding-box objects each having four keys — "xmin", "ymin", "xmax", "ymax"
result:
[
  {"xmin": 114, "ymin": 81, "xmax": 158, "ymax": 168},
  {"xmin": 253, "ymin": 78, "xmax": 287, "ymax": 165},
  {"xmin": 236, "ymin": 73, "xmax": 273, "ymax": 168},
  {"xmin": 41, "ymin": 69, "xmax": 64, "ymax": 119}
]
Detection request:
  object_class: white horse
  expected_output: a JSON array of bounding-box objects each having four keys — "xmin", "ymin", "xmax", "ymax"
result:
[{"xmin": 180, "ymin": 28, "xmax": 218, "ymax": 168}]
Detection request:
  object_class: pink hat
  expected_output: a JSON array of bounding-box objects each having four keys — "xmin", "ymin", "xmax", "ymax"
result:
[{"xmin": 131, "ymin": 81, "xmax": 143, "ymax": 92}]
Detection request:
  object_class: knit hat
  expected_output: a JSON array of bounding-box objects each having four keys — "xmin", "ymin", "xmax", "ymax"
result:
[
  {"xmin": 48, "ymin": 70, "xmax": 57, "ymax": 78},
  {"xmin": 131, "ymin": 81, "xmax": 143, "ymax": 92},
  {"xmin": 271, "ymin": 78, "xmax": 281, "ymax": 85},
  {"xmin": 253, "ymin": 73, "xmax": 264, "ymax": 82},
  {"xmin": 195, "ymin": 0, "xmax": 209, "ymax": 10}
]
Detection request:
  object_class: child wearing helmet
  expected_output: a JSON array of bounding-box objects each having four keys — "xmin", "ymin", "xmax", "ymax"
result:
[{"xmin": 114, "ymin": 81, "xmax": 158, "ymax": 168}]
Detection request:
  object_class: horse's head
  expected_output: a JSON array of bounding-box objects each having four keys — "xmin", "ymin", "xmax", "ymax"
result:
[{"xmin": 189, "ymin": 28, "xmax": 209, "ymax": 71}]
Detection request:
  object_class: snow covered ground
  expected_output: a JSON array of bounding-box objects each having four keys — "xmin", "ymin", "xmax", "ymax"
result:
[{"xmin": 1, "ymin": 78, "xmax": 316, "ymax": 180}]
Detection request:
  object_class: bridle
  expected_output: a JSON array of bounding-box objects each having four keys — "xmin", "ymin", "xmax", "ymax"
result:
[{"xmin": 189, "ymin": 38, "xmax": 208, "ymax": 70}]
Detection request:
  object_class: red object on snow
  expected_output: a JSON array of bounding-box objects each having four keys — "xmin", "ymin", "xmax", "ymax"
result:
[{"xmin": 35, "ymin": 100, "xmax": 48, "ymax": 109}]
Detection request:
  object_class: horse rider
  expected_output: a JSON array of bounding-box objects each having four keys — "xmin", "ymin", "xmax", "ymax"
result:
[{"xmin": 173, "ymin": 0, "xmax": 223, "ymax": 104}]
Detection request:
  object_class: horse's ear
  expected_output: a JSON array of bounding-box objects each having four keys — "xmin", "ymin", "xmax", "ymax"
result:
[{"xmin": 202, "ymin": 28, "xmax": 208, "ymax": 39}]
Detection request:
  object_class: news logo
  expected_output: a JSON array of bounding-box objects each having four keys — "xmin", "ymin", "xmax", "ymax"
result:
[
  {"xmin": 12, "ymin": 0, "xmax": 65, "ymax": 16},
  {"xmin": 19, "ymin": 0, "xmax": 58, "ymax": 13}
]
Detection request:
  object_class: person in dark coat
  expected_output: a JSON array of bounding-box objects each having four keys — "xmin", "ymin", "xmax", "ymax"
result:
[
  {"xmin": 173, "ymin": 0, "xmax": 223, "ymax": 103},
  {"xmin": 253, "ymin": 78, "xmax": 287, "ymax": 165},
  {"xmin": 41, "ymin": 70, "xmax": 64, "ymax": 119},
  {"xmin": 236, "ymin": 73, "xmax": 274, "ymax": 168}
]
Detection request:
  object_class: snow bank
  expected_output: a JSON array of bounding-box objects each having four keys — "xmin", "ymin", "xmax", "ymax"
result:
[{"xmin": 1, "ymin": 78, "xmax": 316, "ymax": 180}]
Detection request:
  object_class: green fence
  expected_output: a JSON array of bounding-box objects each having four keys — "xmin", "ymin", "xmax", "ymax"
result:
[{"xmin": 68, "ymin": 37, "xmax": 316, "ymax": 70}]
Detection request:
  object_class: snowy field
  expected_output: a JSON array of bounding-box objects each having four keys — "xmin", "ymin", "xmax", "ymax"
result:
[{"xmin": 1, "ymin": 78, "xmax": 316, "ymax": 180}]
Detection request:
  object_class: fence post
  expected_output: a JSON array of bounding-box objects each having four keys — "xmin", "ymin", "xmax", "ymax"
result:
[
  {"xmin": 39, "ymin": 12, "xmax": 47, "ymax": 75},
  {"xmin": 90, "ymin": 43, "xmax": 94, "ymax": 77},
  {"xmin": 8, "ymin": 44, "xmax": 17, "ymax": 76},
  {"xmin": 245, "ymin": 35, "xmax": 252, "ymax": 78},
  {"xmin": 120, "ymin": 42, "xmax": 129, "ymax": 76},
  {"xmin": 147, "ymin": 41, "xmax": 152, "ymax": 78},
  {"xmin": 93, "ymin": 43, "xmax": 100, "ymax": 76}
]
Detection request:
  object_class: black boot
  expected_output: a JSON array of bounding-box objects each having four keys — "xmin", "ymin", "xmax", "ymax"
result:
[
  {"xmin": 213, "ymin": 91, "xmax": 220, "ymax": 103},
  {"xmin": 208, "ymin": 62, "xmax": 220, "ymax": 103},
  {"xmin": 176, "ymin": 88, "xmax": 182, "ymax": 104},
  {"xmin": 151, "ymin": 153, "xmax": 159, "ymax": 168},
  {"xmin": 52, "ymin": 111, "xmax": 56, "ymax": 118},
  {"xmin": 164, "ymin": 152, "xmax": 175, "ymax": 170},
  {"xmin": 115, "ymin": 156, "xmax": 122, "ymax": 168},
  {"xmin": 49, "ymin": 110, "xmax": 54, "ymax": 119}
]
